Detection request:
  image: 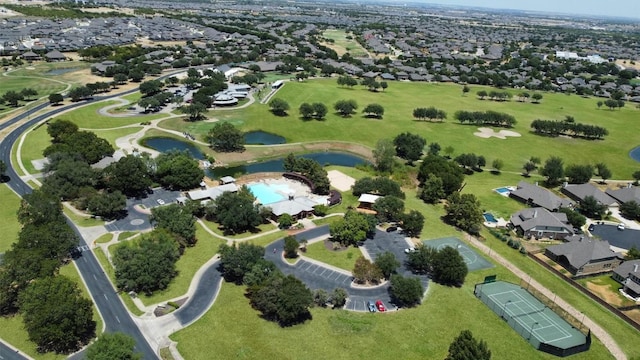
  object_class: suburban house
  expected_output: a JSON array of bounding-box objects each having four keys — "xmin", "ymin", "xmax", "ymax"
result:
[
  {"xmin": 606, "ymin": 185, "xmax": 640, "ymax": 205},
  {"xmin": 267, "ymin": 196, "xmax": 318, "ymax": 220},
  {"xmin": 509, "ymin": 207, "xmax": 574, "ymax": 240},
  {"xmin": 612, "ymin": 260, "xmax": 640, "ymax": 300},
  {"xmin": 510, "ymin": 181, "xmax": 574, "ymax": 211},
  {"xmin": 545, "ymin": 236, "xmax": 624, "ymax": 276},
  {"xmin": 561, "ymin": 183, "xmax": 618, "ymax": 207},
  {"xmin": 186, "ymin": 183, "xmax": 238, "ymax": 204},
  {"xmin": 44, "ymin": 50, "xmax": 66, "ymax": 61}
]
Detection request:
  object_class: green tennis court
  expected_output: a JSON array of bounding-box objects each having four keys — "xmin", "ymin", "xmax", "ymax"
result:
[
  {"xmin": 475, "ymin": 281, "xmax": 589, "ymax": 355},
  {"xmin": 423, "ymin": 237, "xmax": 494, "ymax": 271}
]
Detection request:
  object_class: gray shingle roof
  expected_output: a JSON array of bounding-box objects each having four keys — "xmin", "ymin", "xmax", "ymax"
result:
[
  {"xmin": 546, "ymin": 237, "xmax": 620, "ymax": 270},
  {"xmin": 510, "ymin": 181, "xmax": 574, "ymax": 211},
  {"xmin": 606, "ymin": 186, "xmax": 640, "ymax": 204},
  {"xmin": 510, "ymin": 207, "xmax": 572, "ymax": 233},
  {"xmin": 613, "ymin": 260, "xmax": 640, "ymax": 279},
  {"xmin": 562, "ymin": 183, "xmax": 617, "ymax": 206}
]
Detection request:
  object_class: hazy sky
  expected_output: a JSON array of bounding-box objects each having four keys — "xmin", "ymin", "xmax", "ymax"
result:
[{"xmin": 428, "ymin": 0, "xmax": 640, "ymax": 19}]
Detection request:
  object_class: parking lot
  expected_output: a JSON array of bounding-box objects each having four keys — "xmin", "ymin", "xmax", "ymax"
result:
[
  {"xmin": 590, "ymin": 224, "xmax": 640, "ymax": 250},
  {"xmin": 104, "ymin": 188, "xmax": 181, "ymax": 232}
]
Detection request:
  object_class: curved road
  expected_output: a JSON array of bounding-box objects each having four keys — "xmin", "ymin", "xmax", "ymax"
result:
[{"xmin": 0, "ymin": 93, "xmax": 158, "ymax": 359}]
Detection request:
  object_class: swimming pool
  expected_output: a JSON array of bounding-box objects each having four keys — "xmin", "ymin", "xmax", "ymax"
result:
[
  {"xmin": 248, "ymin": 183, "xmax": 290, "ymax": 205},
  {"xmin": 483, "ymin": 213, "xmax": 498, "ymax": 223}
]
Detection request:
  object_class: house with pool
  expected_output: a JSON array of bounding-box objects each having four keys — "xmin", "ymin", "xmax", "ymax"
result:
[
  {"xmin": 509, "ymin": 207, "xmax": 574, "ymax": 240},
  {"xmin": 510, "ymin": 181, "xmax": 574, "ymax": 212}
]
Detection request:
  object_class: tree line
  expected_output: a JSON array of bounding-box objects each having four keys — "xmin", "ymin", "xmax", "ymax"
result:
[
  {"xmin": 530, "ymin": 119, "xmax": 608, "ymax": 139},
  {"xmin": 454, "ymin": 110, "xmax": 517, "ymax": 128}
]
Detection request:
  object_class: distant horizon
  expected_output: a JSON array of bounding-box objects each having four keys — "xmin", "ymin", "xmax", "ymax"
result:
[{"xmin": 413, "ymin": 0, "xmax": 640, "ymax": 20}]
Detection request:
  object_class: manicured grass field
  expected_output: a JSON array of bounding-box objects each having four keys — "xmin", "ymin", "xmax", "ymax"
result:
[
  {"xmin": 90, "ymin": 126, "xmax": 144, "ymax": 147},
  {"xmin": 322, "ymin": 29, "xmax": 369, "ymax": 57},
  {"xmin": 200, "ymin": 219, "xmax": 278, "ymax": 239},
  {"xmin": 18, "ymin": 123, "xmax": 50, "ymax": 173},
  {"xmin": 50, "ymin": 101, "xmax": 165, "ymax": 129},
  {"xmin": 171, "ymin": 265, "xmax": 612, "ymax": 360},
  {"xmin": 95, "ymin": 233, "xmax": 114, "ymax": 244},
  {"xmin": 303, "ymin": 240, "xmax": 361, "ymax": 271},
  {"xmin": 0, "ymin": 185, "xmax": 22, "ymax": 253},
  {"xmin": 183, "ymin": 79, "xmax": 640, "ymax": 178},
  {"xmin": 62, "ymin": 206, "xmax": 105, "ymax": 227}
]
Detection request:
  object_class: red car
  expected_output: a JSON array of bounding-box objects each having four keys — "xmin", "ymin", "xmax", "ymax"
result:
[{"xmin": 375, "ymin": 300, "xmax": 386, "ymax": 312}]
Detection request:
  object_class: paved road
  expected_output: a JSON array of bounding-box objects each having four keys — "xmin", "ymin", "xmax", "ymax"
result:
[
  {"xmin": 265, "ymin": 226, "xmax": 429, "ymax": 312},
  {"xmin": 104, "ymin": 188, "xmax": 182, "ymax": 233},
  {"xmin": 1, "ymin": 94, "xmax": 158, "ymax": 360},
  {"xmin": 0, "ymin": 342, "xmax": 29, "ymax": 360},
  {"xmin": 173, "ymin": 260, "xmax": 223, "ymax": 326}
]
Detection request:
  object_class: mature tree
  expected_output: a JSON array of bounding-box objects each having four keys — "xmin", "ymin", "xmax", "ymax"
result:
[
  {"xmin": 41, "ymin": 156, "xmax": 97, "ymax": 200},
  {"xmin": 249, "ymin": 273, "xmax": 313, "ymax": 326},
  {"xmin": 401, "ymin": 210, "xmax": 425, "ymax": 237},
  {"xmin": 330, "ymin": 288, "xmax": 348, "ymax": 308},
  {"xmin": 445, "ymin": 192, "xmax": 483, "ymax": 235},
  {"xmin": 284, "ymin": 235, "xmax": 299, "ymax": 259},
  {"xmin": 418, "ymin": 155, "xmax": 465, "ymax": 196},
  {"xmin": 579, "ymin": 195, "xmax": 607, "ymax": 219},
  {"xmin": 86, "ymin": 333, "xmax": 141, "ymax": 360},
  {"xmin": 113, "ymin": 73, "xmax": 129, "ymax": 85},
  {"xmin": 541, "ymin": 156, "xmax": 564, "ymax": 186},
  {"xmin": 282, "ymin": 154, "xmax": 331, "ymax": 194},
  {"xmin": 103, "ymin": 155, "xmax": 152, "ymax": 197},
  {"xmin": 565, "ymin": 164, "xmax": 593, "ymax": 184},
  {"xmin": 476, "ymin": 90, "xmax": 488, "ymax": 99},
  {"xmin": 633, "ymin": 170, "xmax": 640, "ymax": 185},
  {"xmin": 65, "ymin": 131, "xmax": 114, "ymax": 164},
  {"xmin": 373, "ymin": 138, "xmax": 396, "ymax": 174},
  {"xmin": 428, "ymin": 142, "xmax": 441, "ymax": 156},
  {"xmin": 419, "ymin": 174, "xmax": 445, "ymax": 203},
  {"xmin": 138, "ymin": 97, "xmax": 160, "ymax": 112},
  {"xmin": 299, "ymin": 102, "xmax": 314, "ymax": 119},
  {"xmin": 406, "ymin": 244, "xmax": 437, "ymax": 274},
  {"xmin": 333, "ymin": 99, "xmax": 358, "ymax": 117},
  {"xmin": 373, "ymin": 196, "xmax": 405, "ymax": 223},
  {"xmin": 445, "ymin": 330, "xmax": 491, "ymax": 360},
  {"xmin": 595, "ymin": 163, "xmax": 612, "ymax": 183},
  {"xmin": 48, "ymin": 93, "xmax": 64, "ymax": 105},
  {"xmin": 492, "ymin": 159, "xmax": 504, "ymax": 173},
  {"xmin": 269, "ymin": 98, "xmax": 290, "ymax": 116},
  {"xmin": 179, "ymin": 102, "xmax": 207, "ymax": 121},
  {"xmin": 210, "ymin": 187, "xmax": 261, "ymax": 234},
  {"xmin": 462, "ymin": 85, "xmax": 470, "ymax": 96},
  {"xmin": 206, "ymin": 122, "xmax": 245, "ymax": 152},
  {"xmin": 363, "ymin": 103, "xmax": 384, "ymax": 118},
  {"xmin": 139, "ymin": 80, "xmax": 163, "ymax": 96},
  {"xmin": 455, "ymin": 153, "xmax": 479, "ymax": 171},
  {"xmin": 219, "ymin": 242, "xmax": 265, "ymax": 284},
  {"xmin": 330, "ymin": 210, "xmax": 376, "ymax": 246},
  {"xmin": 154, "ymin": 150, "xmax": 204, "ymax": 190},
  {"xmin": 312, "ymin": 102, "xmax": 328, "ymax": 119},
  {"xmin": 393, "ymin": 132, "xmax": 426, "ymax": 163},
  {"xmin": 431, "ymin": 246, "xmax": 468, "ymax": 286},
  {"xmin": 352, "ymin": 256, "xmax": 383, "ymax": 284},
  {"xmin": 352, "ymin": 177, "xmax": 404, "ymax": 198},
  {"xmin": 278, "ymin": 213, "xmax": 294, "ymax": 229},
  {"xmin": 389, "ymin": 274, "xmax": 423, "ymax": 307},
  {"xmin": 558, "ymin": 207, "xmax": 586, "ymax": 229},
  {"xmin": 18, "ymin": 276, "xmax": 95, "ymax": 353},
  {"xmin": 620, "ymin": 200, "xmax": 640, "ymax": 220},
  {"xmin": 531, "ymin": 93, "xmax": 543, "ymax": 103},
  {"xmin": 112, "ymin": 230, "xmax": 181, "ymax": 295},
  {"xmin": 151, "ymin": 203, "xmax": 196, "ymax": 247},
  {"xmin": 2, "ymin": 90, "xmax": 24, "ymax": 106},
  {"xmin": 17, "ymin": 188, "xmax": 64, "ymax": 225},
  {"xmin": 380, "ymin": 81, "xmax": 388, "ymax": 91},
  {"xmin": 47, "ymin": 119, "xmax": 78, "ymax": 143},
  {"xmin": 68, "ymin": 86, "xmax": 93, "ymax": 101},
  {"xmin": 87, "ymin": 191, "xmax": 126, "ymax": 219},
  {"xmin": 626, "ymin": 246, "xmax": 640, "ymax": 260},
  {"xmin": 20, "ymin": 87, "xmax": 38, "ymax": 100},
  {"xmin": 313, "ymin": 289, "xmax": 329, "ymax": 307},
  {"xmin": 597, "ymin": 101, "xmax": 604, "ymax": 109},
  {"xmin": 522, "ymin": 161, "xmax": 537, "ymax": 176},
  {"xmin": 17, "ymin": 220, "xmax": 78, "ymax": 263},
  {"xmin": 374, "ymin": 251, "xmax": 400, "ymax": 279}
]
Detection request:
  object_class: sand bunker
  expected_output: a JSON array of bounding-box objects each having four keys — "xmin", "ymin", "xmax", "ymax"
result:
[{"xmin": 474, "ymin": 127, "xmax": 521, "ymax": 139}]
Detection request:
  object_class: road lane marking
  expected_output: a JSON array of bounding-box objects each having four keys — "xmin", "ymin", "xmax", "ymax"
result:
[
  {"xmin": 104, "ymin": 294, "xmax": 108, "ymax": 300},
  {"xmin": 115, "ymin": 316, "xmax": 120, "ymax": 323}
]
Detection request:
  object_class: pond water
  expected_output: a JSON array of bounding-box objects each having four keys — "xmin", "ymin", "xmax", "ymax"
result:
[
  {"xmin": 45, "ymin": 68, "xmax": 81, "ymax": 76},
  {"xmin": 142, "ymin": 137, "xmax": 205, "ymax": 160},
  {"xmin": 630, "ymin": 146, "xmax": 640, "ymax": 162},
  {"xmin": 244, "ymin": 130, "xmax": 285, "ymax": 145},
  {"xmin": 210, "ymin": 152, "xmax": 369, "ymax": 178}
]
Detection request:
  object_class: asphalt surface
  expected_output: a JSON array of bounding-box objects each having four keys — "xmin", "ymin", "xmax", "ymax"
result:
[
  {"xmin": 0, "ymin": 342, "xmax": 27, "ymax": 360},
  {"xmin": 1, "ymin": 93, "xmax": 159, "ymax": 359},
  {"xmin": 104, "ymin": 188, "xmax": 182, "ymax": 232},
  {"xmin": 174, "ymin": 260, "xmax": 223, "ymax": 326},
  {"xmin": 265, "ymin": 226, "xmax": 430, "ymax": 312},
  {"xmin": 590, "ymin": 224, "xmax": 640, "ymax": 250}
]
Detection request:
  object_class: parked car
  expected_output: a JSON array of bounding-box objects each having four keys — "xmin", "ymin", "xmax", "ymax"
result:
[
  {"xmin": 367, "ymin": 301, "xmax": 377, "ymax": 312},
  {"xmin": 386, "ymin": 226, "xmax": 398, "ymax": 233},
  {"xmin": 588, "ymin": 224, "xmax": 595, "ymax": 232},
  {"xmin": 156, "ymin": 199, "xmax": 165, "ymax": 205},
  {"xmin": 375, "ymin": 300, "xmax": 386, "ymax": 312},
  {"xmin": 404, "ymin": 247, "xmax": 416, "ymax": 254},
  {"xmin": 617, "ymin": 223, "xmax": 626, "ymax": 231}
]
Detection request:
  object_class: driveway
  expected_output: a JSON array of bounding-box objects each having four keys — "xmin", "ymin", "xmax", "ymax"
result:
[
  {"xmin": 105, "ymin": 188, "xmax": 181, "ymax": 232},
  {"xmin": 590, "ymin": 224, "xmax": 640, "ymax": 250}
]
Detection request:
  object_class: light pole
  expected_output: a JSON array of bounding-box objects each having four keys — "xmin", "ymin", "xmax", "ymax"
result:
[{"xmin": 528, "ymin": 322, "xmax": 539, "ymax": 340}]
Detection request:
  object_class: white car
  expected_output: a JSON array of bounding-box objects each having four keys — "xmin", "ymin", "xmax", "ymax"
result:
[
  {"xmin": 156, "ymin": 199, "xmax": 165, "ymax": 205},
  {"xmin": 617, "ymin": 223, "xmax": 625, "ymax": 231},
  {"xmin": 404, "ymin": 247, "xmax": 416, "ymax": 254}
]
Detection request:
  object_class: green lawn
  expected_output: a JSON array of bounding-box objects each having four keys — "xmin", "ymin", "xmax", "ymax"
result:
[
  {"xmin": 170, "ymin": 79, "xmax": 640, "ymax": 179},
  {"xmin": 18, "ymin": 123, "xmax": 51, "ymax": 173},
  {"xmin": 303, "ymin": 240, "xmax": 361, "ymax": 271},
  {"xmin": 171, "ymin": 265, "xmax": 612, "ymax": 360},
  {"xmin": 322, "ymin": 29, "xmax": 369, "ymax": 57},
  {"xmin": 62, "ymin": 206, "xmax": 105, "ymax": 227},
  {"xmin": 576, "ymin": 274, "xmax": 635, "ymax": 307},
  {"xmin": 136, "ymin": 223, "xmax": 226, "ymax": 306},
  {"xmin": 50, "ymin": 101, "xmax": 165, "ymax": 129},
  {"xmin": 200, "ymin": 219, "xmax": 279, "ymax": 240},
  {"xmin": 90, "ymin": 126, "xmax": 144, "ymax": 147},
  {"xmin": 0, "ymin": 185, "xmax": 22, "ymax": 253}
]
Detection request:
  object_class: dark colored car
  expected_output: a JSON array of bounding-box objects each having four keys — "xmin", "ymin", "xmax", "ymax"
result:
[{"xmin": 386, "ymin": 226, "xmax": 398, "ymax": 233}]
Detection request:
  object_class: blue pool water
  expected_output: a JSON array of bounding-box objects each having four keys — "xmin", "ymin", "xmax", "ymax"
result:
[
  {"xmin": 630, "ymin": 146, "xmax": 640, "ymax": 162},
  {"xmin": 495, "ymin": 187, "xmax": 511, "ymax": 194},
  {"xmin": 483, "ymin": 213, "xmax": 498, "ymax": 223},
  {"xmin": 248, "ymin": 183, "xmax": 290, "ymax": 205}
]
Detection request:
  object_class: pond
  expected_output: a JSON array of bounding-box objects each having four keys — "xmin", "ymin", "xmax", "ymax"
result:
[
  {"xmin": 45, "ymin": 68, "xmax": 81, "ymax": 76},
  {"xmin": 630, "ymin": 146, "xmax": 640, "ymax": 162},
  {"xmin": 244, "ymin": 130, "xmax": 285, "ymax": 145},
  {"xmin": 209, "ymin": 152, "xmax": 369, "ymax": 178},
  {"xmin": 142, "ymin": 137, "xmax": 205, "ymax": 160}
]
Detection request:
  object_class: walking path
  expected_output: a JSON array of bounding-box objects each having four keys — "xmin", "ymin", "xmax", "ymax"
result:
[{"xmin": 463, "ymin": 233, "xmax": 627, "ymax": 360}]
